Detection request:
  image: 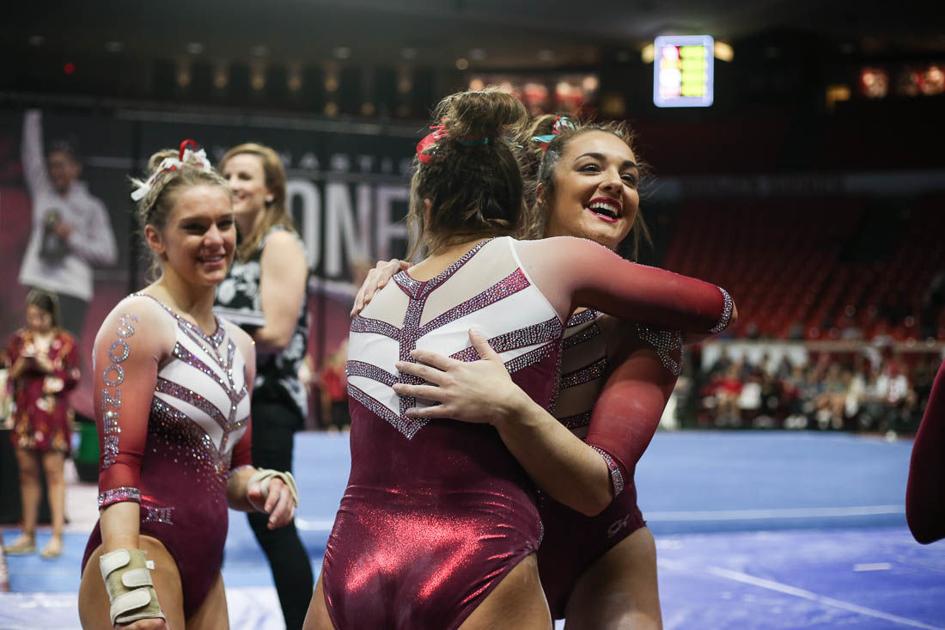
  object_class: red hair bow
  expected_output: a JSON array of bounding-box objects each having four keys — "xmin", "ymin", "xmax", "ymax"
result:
[
  {"xmin": 178, "ymin": 138, "xmax": 201, "ymax": 160},
  {"xmin": 416, "ymin": 124, "xmax": 447, "ymax": 165}
]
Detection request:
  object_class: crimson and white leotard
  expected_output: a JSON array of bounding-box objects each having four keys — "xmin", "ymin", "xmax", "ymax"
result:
[
  {"xmin": 539, "ymin": 308, "xmax": 693, "ymax": 616},
  {"xmin": 322, "ymin": 236, "xmax": 730, "ymax": 629},
  {"xmin": 81, "ymin": 294, "xmax": 253, "ymax": 617}
]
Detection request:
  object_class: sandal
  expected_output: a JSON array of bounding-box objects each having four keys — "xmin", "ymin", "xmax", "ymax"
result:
[
  {"xmin": 40, "ymin": 537, "xmax": 63, "ymax": 559},
  {"xmin": 3, "ymin": 534, "xmax": 36, "ymax": 555}
]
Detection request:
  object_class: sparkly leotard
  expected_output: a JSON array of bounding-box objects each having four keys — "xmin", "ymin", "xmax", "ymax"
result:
[
  {"xmin": 81, "ymin": 294, "xmax": 252, "ymax": 618},
  {"xmin": 323, "ymin": 238, "xmax": 561, "ymax": 630},
  {"xmin": 322, "ymin": 236, "xmax": 731, "ymax": 629},
  {"xmin": 539, "ymin": 310, "xmax": 693, "ymax": 617}
]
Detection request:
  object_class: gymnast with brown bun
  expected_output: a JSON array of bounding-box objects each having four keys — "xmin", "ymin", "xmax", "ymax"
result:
[
  {"xmin": 352, "ymin": 113, "xmax": 736, "ymax": 628},
  {"xmin": 305, "ymin": 90, "xmax": 732, "ymax": 630}
]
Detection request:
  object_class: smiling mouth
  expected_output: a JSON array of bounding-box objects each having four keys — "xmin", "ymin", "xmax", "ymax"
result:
[{"xmin": 586, "ymin": 198, "xmax": 622, "ymax": 221}]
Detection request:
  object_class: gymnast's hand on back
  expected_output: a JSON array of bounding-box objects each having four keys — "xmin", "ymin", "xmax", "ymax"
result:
[
  {"xmin": 351, "ymin": 258, "xmax": 411, "ymax": 316},
  {"xmin": 393, "ymin": 329, "xmax": 530, "ymax": 427}
]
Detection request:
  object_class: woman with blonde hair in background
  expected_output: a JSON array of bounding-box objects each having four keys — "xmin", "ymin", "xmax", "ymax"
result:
[
  {"xmin": 78, "ymin": 141, "xmax": 298, "ymax": 629},
  {"xmin": 214, "ymin": 142, "xmax": 313, "ymax": 629}
]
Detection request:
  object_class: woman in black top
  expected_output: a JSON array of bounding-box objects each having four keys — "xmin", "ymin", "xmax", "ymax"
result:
[{"xmin": 215, "ymin": 142, "xmax": 313, "ymax": 629}]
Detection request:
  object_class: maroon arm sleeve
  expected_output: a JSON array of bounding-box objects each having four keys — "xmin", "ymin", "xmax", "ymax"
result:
[
  {"xmin": 906, "ymin": 360, "xmax": 945, "ymax": 544},
  {"xmin": 96, "ymin": 312, "xmax": 159, "ymax": 509},
  {"xmin": 229, "ymin": 337, "xmax": 255, "ymax": 472},
  {"xmin": 230, "ymin": 417, "xmax": 253, "ymax": 470},
  {"xmin": 521, "ymin": 236, "xmax": 733, "ymax": 334},
  {"xmin": 584, "ymin": 333, "xmax": 680, "ymax": 496}
]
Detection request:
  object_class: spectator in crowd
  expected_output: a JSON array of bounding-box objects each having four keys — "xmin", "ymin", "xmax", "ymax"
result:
[
  {"xmin": 320, "ymin": 341, "xmax": 349, "ymax": 431},
  {"xmin": 695, "ymin": 349, "xmax": 923, "ymax": 433},
  {"xmin": 2, "ymin": 290, "xmax": 79, "ymax": 559},
  {"xmin": 18, "ymin": 110, "xmax": 117, "ymax": 341}
]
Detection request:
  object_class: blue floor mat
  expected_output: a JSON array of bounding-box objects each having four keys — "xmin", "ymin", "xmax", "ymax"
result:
[{"xmin": 4, "ymin": 430, "xmax": 941, "ymax": 629}]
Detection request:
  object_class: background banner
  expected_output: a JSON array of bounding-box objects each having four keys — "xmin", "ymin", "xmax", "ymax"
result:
[{"xmin": 0, "ymin": 108, "xmax": 417, "ymax": 424}]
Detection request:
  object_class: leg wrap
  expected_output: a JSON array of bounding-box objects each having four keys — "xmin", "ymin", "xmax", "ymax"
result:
[
  {"xmin": 99, "ymin": 548, "xmax": 166, "ymax": 625},
  {"xmin": 249, "ymin": 469, "xmax": 300, "ymax": 507}
]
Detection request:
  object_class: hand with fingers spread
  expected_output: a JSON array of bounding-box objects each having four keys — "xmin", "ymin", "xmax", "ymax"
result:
[
  {"xmin": 393, "ymin": 329, "xmax": 530, "ymax": 427},
  {"xmin": 351, "ymin": 259, "xmax": 411, "ymax": 316}
]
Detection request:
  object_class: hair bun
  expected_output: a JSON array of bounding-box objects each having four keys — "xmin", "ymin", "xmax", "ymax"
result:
[
  {"xmin": 434, "ymin": 89, "xmax": 528, "ymax": 142},
  {"xmin": 146, "ymin": 149, "xmax": 179, "ymax": 175}
]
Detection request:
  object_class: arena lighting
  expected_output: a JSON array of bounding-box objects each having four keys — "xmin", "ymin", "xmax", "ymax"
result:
[
  {"xmin": 287, "ymin": 63, "xmax": 303, "ymax": 92},
  {"xmin": 859, "ymin": 67, "xmax": 889, "ymax": 99},
  {"xmin": 653, "ymin": 35, "xmax": 714, "ymax": 107},
  {"xmin": 714, "ymin": 41, "xmax": 734, "ymax": 62},
  {"xmin": 641, "ymin": 44, "xmax": 655, "ymax": 64},
  {"xmin": 825, "ymin": 84, "xmax": 851, "ymax": 110},
  {"xmin": 644, "ymin": 40, "xmax": 731, "ymax": 64},
  {"xmin": 250, "ymin": 61, "xmax": 266, "ymax": 91},
  {"xmin": 212, "ymin": 63, "xmax": 228, "ymax": 89}
]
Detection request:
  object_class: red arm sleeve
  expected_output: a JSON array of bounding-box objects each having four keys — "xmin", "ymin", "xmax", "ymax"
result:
[
  {"xmin": 95, "ymin": 309, "xmax": 161, "ymax": 509},
  {"xmin": 230, "ymin": 418, "xmax": 253, "ymax": 470},
  {"xmin": 584, "ymin": 331, "xmax": 680, "ymax": 496},
  {"xmin": 229, "ymin": 326, "xmax": 256, "ymax": 472},
  {"xmin": 518, "ymin": 236, "xmax": 733, "ymax": 334},
  {"xmin": 906, "ymin": 360, "xmax": 945, "ymax": 544}
]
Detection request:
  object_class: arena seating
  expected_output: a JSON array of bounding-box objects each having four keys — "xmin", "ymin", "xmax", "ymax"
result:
[{"xmin": 662, "ymin": 195, "xmax": 945, "ymax": 340}]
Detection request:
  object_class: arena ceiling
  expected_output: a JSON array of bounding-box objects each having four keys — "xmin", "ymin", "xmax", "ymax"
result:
[{"xmin": 6, "ymin": 0, "xmax": 944, "ymax": 70}]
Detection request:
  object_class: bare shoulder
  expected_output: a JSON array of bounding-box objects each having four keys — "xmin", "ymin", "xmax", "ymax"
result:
[
  {"xmin": 261, "ymin": 229, "xmax": 305, "ymax": 257},
  {"xmin": 260, "ymin": 229, "xmax": 307, "ymax": 272}
]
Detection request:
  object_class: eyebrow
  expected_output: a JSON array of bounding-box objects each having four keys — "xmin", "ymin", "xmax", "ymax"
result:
[{"xmin": 576, "ymin": 152, "xmax": 638, "ymax": 170}]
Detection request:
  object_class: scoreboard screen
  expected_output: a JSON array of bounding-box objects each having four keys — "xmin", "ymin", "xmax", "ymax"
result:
[{"xmin": 653, "ymin": 35, "xmax": 714, "ymax": 108}]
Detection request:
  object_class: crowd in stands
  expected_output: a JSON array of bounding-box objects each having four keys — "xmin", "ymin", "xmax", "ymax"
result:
[{"xmin": 682, "ymin": 346, "xmax": 941, "ymax": 435}]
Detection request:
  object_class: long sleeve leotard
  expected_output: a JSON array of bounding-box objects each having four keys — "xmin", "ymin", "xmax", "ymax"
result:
[
  {"xmin": 538, "ymin": 308, "xmax": 686, "ymax": 616},
  {"xmin": 80, "ymin": 294, "xmax": 253, "ymax": 617},
  {"xmin": 322, "ymin": 236, "xmax": 731, "ymax": 629}
]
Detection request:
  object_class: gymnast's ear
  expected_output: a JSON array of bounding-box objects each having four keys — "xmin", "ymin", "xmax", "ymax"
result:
[
  {"xmin": 535, "ymin": 182, "xmax": 546, "ymax": 204},
  {"xmin": 143, "ymin": 223, "xmax": 167, "ymax": 258}
]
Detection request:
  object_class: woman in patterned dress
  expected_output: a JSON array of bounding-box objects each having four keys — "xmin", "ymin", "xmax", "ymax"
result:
[{"xmin": 3, "ymin": 289, "xmax": 79, "ymax": 559}]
